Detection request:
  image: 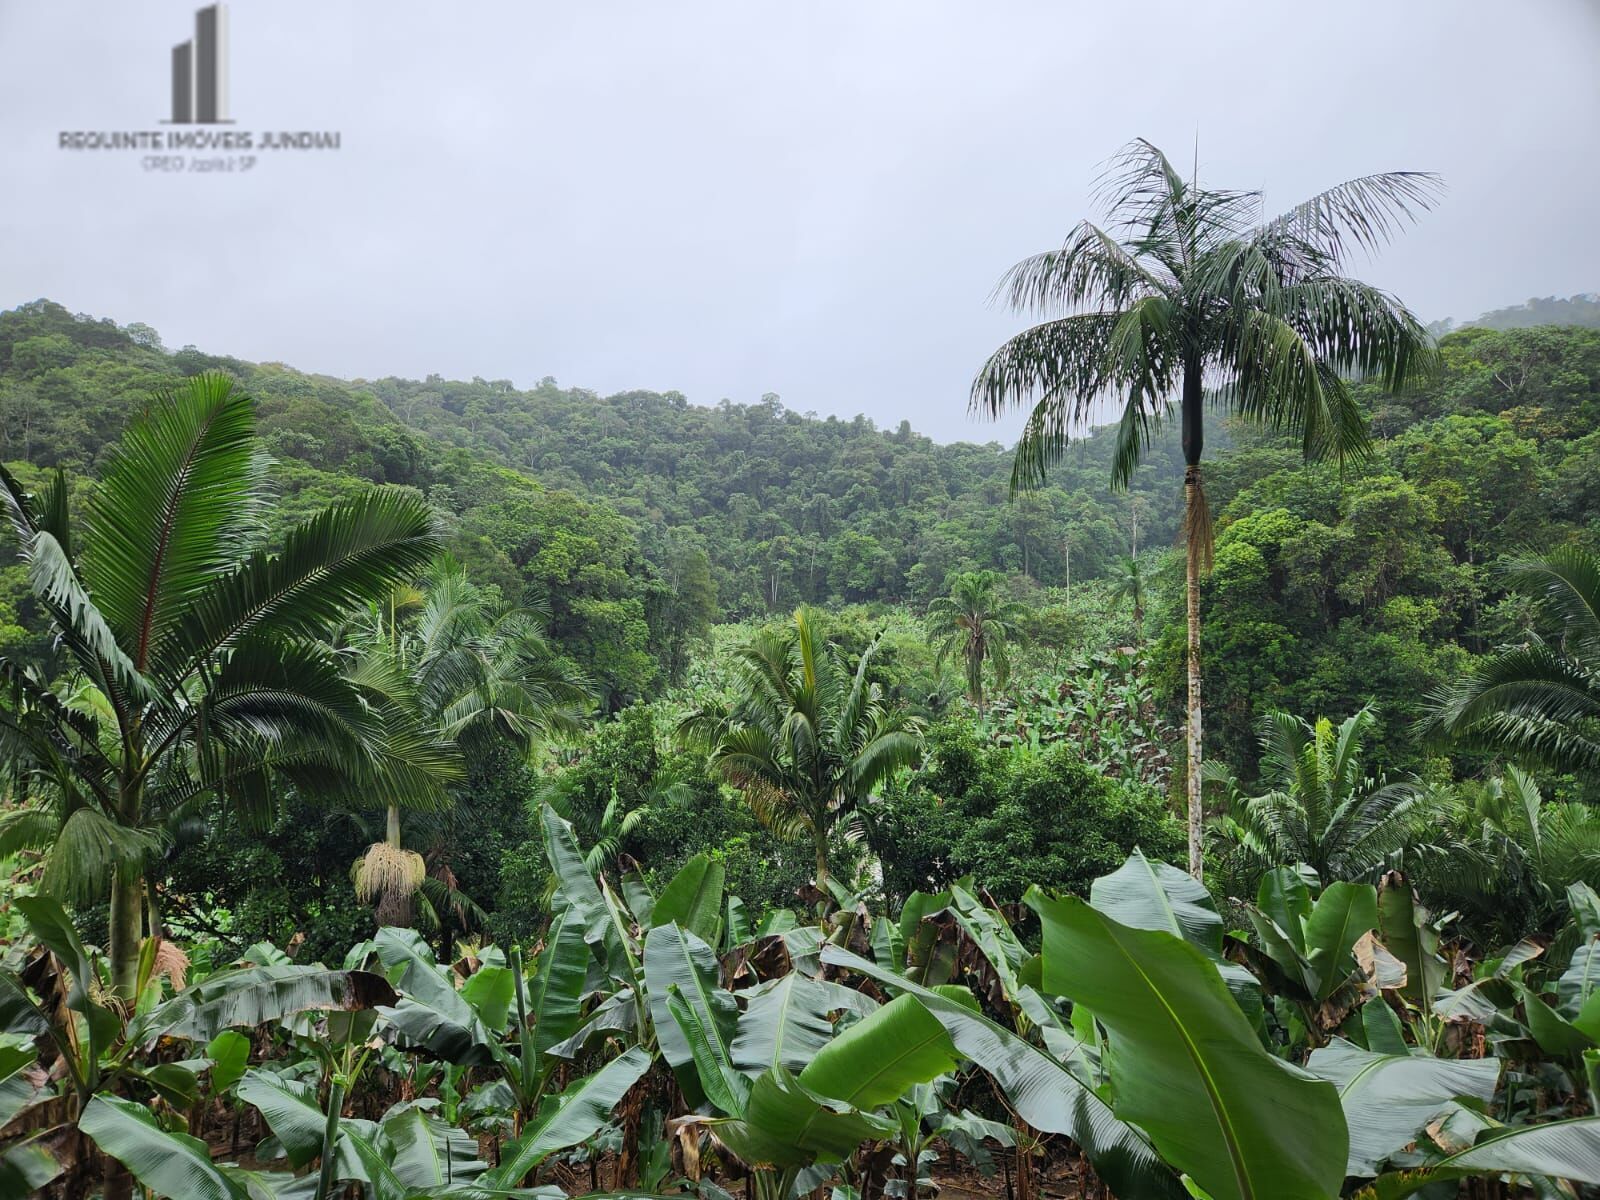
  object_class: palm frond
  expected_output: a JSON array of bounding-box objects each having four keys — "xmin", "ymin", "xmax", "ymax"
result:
[
  {"xmin": 166, "ymin": 487, "xmax": 439, "ymax": 679},
  {"xmin": 1260, "ymin": 171, "xmax": 1443, "ymax": 264},
  {"xmin": 81, "ymin": 373, "xmax": 261, "ymax": 673}
]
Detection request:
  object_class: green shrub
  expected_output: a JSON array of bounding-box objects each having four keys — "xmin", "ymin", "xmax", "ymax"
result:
[{"xmin": 869, "ymin": 722, "xmax": 1184, "ymax": 905}]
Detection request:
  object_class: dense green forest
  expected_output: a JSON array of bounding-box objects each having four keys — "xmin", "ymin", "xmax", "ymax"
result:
[
  {"xmin": 6, "ymin": 281, "xmax": 1600, "ymax": 1199},
  {"xmin": 4, "ymin": 296, "xmax": 1598, "ymax": 763}
]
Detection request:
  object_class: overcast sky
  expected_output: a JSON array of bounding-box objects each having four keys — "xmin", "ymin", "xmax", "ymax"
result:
[{"xmin": 2, "ymin": 2, "xmax": 1597, "ymax": 443}]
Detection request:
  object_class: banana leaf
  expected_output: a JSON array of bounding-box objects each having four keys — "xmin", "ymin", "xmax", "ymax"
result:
[
  {"xmin": 643, "ymin": 923, "xmax": 737, "ymax": 1092},
  {"xmin": 1355, "ymin": 1116, "xmax": 1600, "ymax": 1198},
  {"xmin": 651, "ymin": 854, "xmax": 725, "ymax": 945},
  {"xmin": 820, "ymin": 944, "xmax": 1184, "ymax": 1200},
  {"xmin": 1028, "ymin": 889, "xmax": 1347, "ymax": 1200},
  {"xmin": 1305, "ymin": 1037, "xmax": 1500, "ymax": 1176},
  {"xmin": 80, "ymin": 1093, "xmax": 271, "ymax": 1200},
  {"xmin": 732, "ymin": 971, "xmax": 838, "ymax": 1076},
  {"xmin": 480, "ymin": 1045, "xmax": 653, "ymax": 1189},
  {"xmin": 797, "ymin": 993, "xmax": 957, "ymax": 1109},
  {"xmin": 132, "ymin": 963, "xmax": 398, "ymax": 1044}
]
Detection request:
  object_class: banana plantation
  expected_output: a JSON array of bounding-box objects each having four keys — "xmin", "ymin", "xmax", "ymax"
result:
[{"xmin": 8, "ymin": 808, "xmax": 1600, "ymax": 1199}]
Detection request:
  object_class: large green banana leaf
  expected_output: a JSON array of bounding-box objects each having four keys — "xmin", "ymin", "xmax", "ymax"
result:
[
  {"xmin": 80, "ymin": 1093, "xmax": 275, "ymax": 1200},
  {"xmin": 480, "ymin": 1044, "xmax": 653, "ymax": 1189},
  {"xmin": 643, "ymin": 923, "xmax": 737, "ymax": 1086},
  {"xmin": 235, "ymin": 1070, "xmax": 330, "ymax": 1168},
  {"xmin": 732, "ymin": 972, "xmax": 838, "ymax": 1076},
  {"xmin": 373, "ymin": 927, "xmax": 494, "ymax": 1066},
  {"xmin": 704, "ymin": 1068, "xmax": 897, "ymax": 1170},
  {"xmin": 1558, "ymin": 938, "xmax": 1600, "ymax": 1014},
  {"xmin": 1028, "ymin": 889, "xmax": 1347, "ymax": 1200},
  {"xmin": 820, "ymin": 944, "xmax": 1184, "ymax": 1200},
  {"xmin": 651, "ymin": 854, "xmax": 725, "ymax": 945},
  {"xmin": 1355, "ymin": 1116, "xmax": 1600, "ymax": 1198},
  {"xmin": 1305, "ymin": 1038, "xmax": 1500, "ymax": 1175},
  {"xmin": 461, "ymin": 964, "xmax": 515, "ymax": 1035},
  {"xmin": 546, "ymin": 987, "xmax": 640, "ymax": 1060},
  {"xmin": 1303, "ymin": 882, "xmax": 1380, "ymax": 1002},
  {"xmin": 1246, "ymin": 875, "xmax": 1378, "ymax": 1004},
  {"xmin": 528, "ymin": 903, "xmax": 591, "ymax": 1058},
  {"xmin": 1377, "ymin": 881, "xmax": 1447, "ymax": 1009},
  {"xmin": 668, "ymin": 986, "xmax": 752, "ymax": 1115},
  {"xmin": 539, "ymin": 804, "xmax": 612, "ymax": 945},
  {"xmin": 131, "ymin": 963, "xmax": 398, "ymax": 1044},
  {"xmin": 382, "ymin": 1102, "xmax": 488, "ymax": 1188},
  {"xmin": 1089, "ymin": 850, "xmax": 1262, "ymax": 1019},
  {"xmin": 797, "ymin": 993, "xmax": 957, "ymax": 1109}
]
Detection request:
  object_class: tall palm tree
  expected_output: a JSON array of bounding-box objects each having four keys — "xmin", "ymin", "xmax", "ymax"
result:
[
  {"xmin": 1109, "ymin": 553, "xmax": 1148, "ymax": 646},
  {"xmin": 973, "ymin": 139, "xmax": 1438, "ymax": 877},
  {"xmin": 348, "ymin": 557, "xmax": 591, "ymax": 927},
  {"xmin": 926, "ymin": 570, "xmax": 1027, "ymax": 711},
  {"xmin": 1206, "ymin": 706, "xmax": 1429, "ymax": 893},
  {"xmin": 1427, "ymin": 547, "xmax": 1600, "ymax": 777},
  {"xmin": 679, "ymin": 608, "xmax": 923, "ymax": 893},
  {"xmin": 0, "ymin": 374, "xmax": 441, "ymax": 997}
]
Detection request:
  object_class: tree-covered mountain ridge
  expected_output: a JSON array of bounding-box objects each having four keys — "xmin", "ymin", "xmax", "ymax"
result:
[{"xmin": 3, "ymin": 296, "xmax": 1599, "ymax": 725}]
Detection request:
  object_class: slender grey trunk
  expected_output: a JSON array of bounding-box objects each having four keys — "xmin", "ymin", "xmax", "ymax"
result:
[
  {"xmin": 1184, "ymin": 469, "xmax": 1204, "ymax": 879},
  {"xmin": 1181, "ymin": 364, "xmax": 1205, "ymax": 880}
]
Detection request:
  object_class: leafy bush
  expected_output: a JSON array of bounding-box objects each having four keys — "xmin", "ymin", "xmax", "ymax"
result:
[{"xmin": 869, "ymin": 722, "xmax": 1183, "ymax": 904}]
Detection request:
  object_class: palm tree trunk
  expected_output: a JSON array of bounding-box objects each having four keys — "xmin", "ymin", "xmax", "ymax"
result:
[
  {"xmin": 1184, "ymin": 471, "xmax": 1204, "ymax": 879},
  {"xmin": 386, "ymin": 804, "xmax": 401, "ymax": 847},
  {"xmin": 813, "ymin": 818, "xmax": 831, "ymax": 898},
  {"xmin": 108, "ymin": 872, "xmax": 143, "ymax": 998},
  {"xmin": 1181, "ymin": 364, "xmax": 1206, "ymax": 881}
]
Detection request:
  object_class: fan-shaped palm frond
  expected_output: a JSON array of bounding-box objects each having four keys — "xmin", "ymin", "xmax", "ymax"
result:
[
  {"xmin": 1419, "ymin": 766, "xmax": 1600, "ymax": 943},
  {"xmin": 341, "ymin": 553, "xmax": 592, "ymax": 929},
  {"xmin": 926, "ymin": 571, "xmax": 1028, "ymax": 711},
  {"xmin": 0, "ymin": 374, "xmax": 442, "ymax": 995}
]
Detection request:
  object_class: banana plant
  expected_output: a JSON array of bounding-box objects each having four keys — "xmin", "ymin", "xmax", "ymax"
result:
[
  {"xmin": 671, "ymin": 982, "xmax": 960, "ymax": 1200},
  {"xmin": 0, "ymin": 897, "xmax": 396, "ymax": 1192},
  {"xmin": 1241, "ymin": 866, "xmax": 1389, "ymax": 1044},
  {"xmin": 1028, "ymin": 854, "xmax": 1600, "ymax": 1200}
]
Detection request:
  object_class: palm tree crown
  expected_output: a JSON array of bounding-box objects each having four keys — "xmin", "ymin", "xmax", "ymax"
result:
[
  {"xmin": 1208, "ymin": 706, "xmax": 1428, "ymax": 892},
  {"xmin": 0, "ymin": 374, "xmax": 441, "ymax": 994},
  {"xmin": 1427, "ymin": 546, "xmax": 1600, "ymax": 778},
  {"xmin": 926, "ymin": 570, "xmax": 1027, "ymax": 710},
  {"xmin": 1109, "ymin": 553, "xmax": 1148, "ymax": 644},
  {"xmin": 973, "ymin": 139, "xmax": 1439, "ymax": 878},
  {"xmin": 346, "ymin": 556, "xmax": 591, "ymax": 927},
  {"xmin": 679, "ymin": 608, "xmax": 924, "ymax": 894}
]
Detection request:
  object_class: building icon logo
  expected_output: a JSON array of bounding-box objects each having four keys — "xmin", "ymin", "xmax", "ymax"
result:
[
  {"xmin": 56, "ymin": 1, "xmax": 340, "ymax": 168},
  {"xmin": 170, "ymin": 4, "xmax": 229, "ymax": 124}
]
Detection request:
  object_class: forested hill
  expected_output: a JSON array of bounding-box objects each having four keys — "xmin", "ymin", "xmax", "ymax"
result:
[
  {"xmin": 3, "ymin": 297, "xmax": 1600, "ymax": 740},
  {"xmin": 0, "ymin": 298, "xmax": 1187, "ymax": 654}
]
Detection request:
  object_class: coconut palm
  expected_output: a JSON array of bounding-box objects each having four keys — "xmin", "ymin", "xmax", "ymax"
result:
[
  {"xmin": 973, "ymin": 140, "xmax": 1438, "ymax": 877},
  {"xmin": 926, "ymin": 570, "xmax": 1027, "ymax": 711},
  {"xmin": 679, "ymin": 608, "xmax": 923, "ymax": 893},
  {"xmin": 0, "ymin": 374, "xmax": 442, "ymax": 998},
  {"xmin": 1426, "ymin": 547, "xmax": 1600, "ymax": 778},
  {"xmin": 347, "ymin": 557, "xmax": 591, "ymax": 928},
  {"xmin": 1207, "ymin": 706, "xmax": 1430, "ymax": 893}
]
